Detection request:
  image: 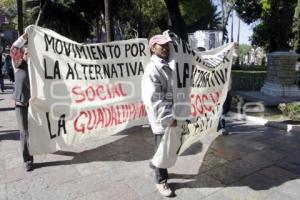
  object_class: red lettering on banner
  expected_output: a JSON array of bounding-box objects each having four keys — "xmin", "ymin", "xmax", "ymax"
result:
[
  {"xmin": 72, "ymin": 83, "xmax": 127, "ymax": 103},
  {"xmin": 96, "ymin": 108, "xmax": 104, "ymax": 129},
  {"xmin": 202, "ymin": 95, "xmax": 212, "ymax": 112},
  {"xmin": 138, "ymin": 104, "xmax": 146, "ymax": 118},
  {"xmin": 87, "ymin": 110, "xmax": 97, "ymax": 130},
  {"xmin": 191, "ymin": 94, "xmax": 197, "ymax": 117},
  {"xmin": 210, "ymin": 92, "xmax": 219, "ymax": 104},
  {"xmin": 73, "ymin": 102, "xmax": 146, "ymax": 134},
  {"xmin": 111, "ymin": 106, "xmax": 118, "ymax": 125},
  {"xmin": 116, "ymin": 106, "xmax": 121, "ymax": 124},
  {"xmin": 72, "ymin": 86, "xmax": 85, "ymax": 103},
  {"xmin": 96, "ymin": 85, "xmax": 106, "ymax": 100},
  {"xmin": 195, "ymin": 94, "xmax": 204, "ymax": 115},
  {"xmin": 74, "ymin": 111, "xmax": 88, "ymax": 133},
  {"xmin": 191, "ymin": 91, "xmax": 220, "ymax": 117},
  {"xmin": 86, "ymin": 86, "xmax": 96, "ymax": 101},
  {"xmin": 103, "ymin": 107, "xmax": 112, "ymax": 127}
]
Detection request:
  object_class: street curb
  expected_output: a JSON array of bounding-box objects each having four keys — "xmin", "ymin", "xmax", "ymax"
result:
[
  {"xmin": 242, "ymin": 114, "xmax": 300, "ymax": 133},
  {"xmin": 265, "ymin": 121, "xmax": 300, "ymax": 133},
  {"xmin": 245, "ymin": 115, "xmax": 268, "ymax": 125}
]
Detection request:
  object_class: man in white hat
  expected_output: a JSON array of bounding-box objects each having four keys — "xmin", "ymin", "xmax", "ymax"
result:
[{"xmin": 141, "ymin": 34, "xmax": 176, "ymax": 197}]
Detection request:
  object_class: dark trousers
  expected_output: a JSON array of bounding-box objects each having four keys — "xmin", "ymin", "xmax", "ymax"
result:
[
  {"xmin": 218, "ymin": 91, "xmax": 232, "ymax": 130},
  {"xmin": 15, "ymin": 105, "xmax": 33, "ymax": 163},
  {"xmin": 153, "ymin": 134, "xmax": 168, "ymax": 183},
  {"xmin": 0, "ymin": 75, "xmax": 4, "ymax": 91}
]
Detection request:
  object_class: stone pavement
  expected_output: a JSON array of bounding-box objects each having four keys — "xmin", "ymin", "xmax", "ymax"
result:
[{"xmin": 1, "ymin": 79, "xmax": 300, "ymax": 200}]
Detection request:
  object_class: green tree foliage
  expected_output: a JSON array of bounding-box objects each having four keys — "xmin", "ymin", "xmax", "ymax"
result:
[
  {"xmin": 180, "ymin": 0, "xmax": 222, "ymax": 32},
  {"xmin": 0, "ymin": 0, "xmax": 15, "ymax": 13},
  {"xmin": 35, "ymin": 0, "xmax": 95, "ymax": 42},
  {"xmin": 278, "ymin": 103, "xmax": 300, "ymax": 121},
  {"xmin": 238, "ymin": 44, "xmax": 251, "ymax": 64},
  {"xmin": 235, "ymin": 0, "xmax": 297, "ymax": 52},
  {"xmin": 219, "ymin": 0, "xmax": 236, "ymax": 43},
  {"xmin": 1, "ymin": 0, "xmax": 223, "ymax": 42},
  {"xmin": 1, "ymin": 0, "xmax": 94, "ymax": 41},
  {"xmin": 234, "ymin": 0, "xmax": 262, "ymax": 24},
  {"xmin": 114, "ymin": 0, "xmax": 223, "ymax": 39},
  {"xmin": 113, "ymin": 0, "xmax": 168, "ymax": 39},
  {"xmin": 0, "ymin": 0, "xmax": 18, "ymax": 29},
  {"xmin": 292, "ymin": 0, "xmax": 300, "ymax": 53}
]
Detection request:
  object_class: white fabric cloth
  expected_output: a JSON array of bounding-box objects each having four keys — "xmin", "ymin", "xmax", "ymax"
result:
[
  {"xmin": 151, "ymin": 126, "xmax": 182, "ymax": 168},
  {"xmin": 11, "ymin": 36, "xmax": 27, "ymax": 72},
  {"xmin": 12, "ymin": 36, "xmax": 26, "ymax": 49},
  {"xmin": 26, "ymin": 26, "xmax": 236, "ymax": 155}
]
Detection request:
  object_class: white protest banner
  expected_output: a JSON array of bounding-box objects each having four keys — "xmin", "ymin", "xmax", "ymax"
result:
[
  {"xmin": 151, "ymin": 33, "xmax": 235, "ymax": 168},
  {"xmin": 27, "ymin": 26, "xmax": 235, "ymax": 155},
  {"xmin": 174, "ymin": 41, "xmax": 235, "ymax": 155},
  {"xmin": 28, "ymin": 26, "xmax": 150, "ymax": 154}
]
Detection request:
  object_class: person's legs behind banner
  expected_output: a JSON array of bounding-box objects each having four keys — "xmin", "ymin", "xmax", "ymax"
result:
[
  {"xmin": 150, "ymin": 134, "xmax": 172, "ymax": 197},
  {"xmin": 15, "ymin": 104, "xmax": 34, "ymax": 171}
]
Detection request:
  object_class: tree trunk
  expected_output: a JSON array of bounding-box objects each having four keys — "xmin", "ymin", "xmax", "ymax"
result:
[
  {"xmin": 164, "ymin": 0, "xmax": 187, "ymax": 41},
  {"xmin": 17, "ymin": 0, "xmax": 23, "ymax": 35},
  {"xmin": 230, "ymin": 12, "xmax": 234, "ymax": 42},
  {"xmin": 104, "ymin": 0, "xmax": 113, "ymax": 41},
  {"xmin": 237, "ymin": 13, "xmax": 240, "ymax": 44},
  {"xmin": 96, "ymin": 15, "xmax": 101, "ymax": 42},
  {"xmin": 221, "ymin": 0, "xmax": 234, "ymax": 44},
  {"xmin": 221, "ymin": 0, "xmax": 225, "ymax": 44},
  {"xmin": 268, "ymin": 1, "xmax": 278, "ymax": 52}
]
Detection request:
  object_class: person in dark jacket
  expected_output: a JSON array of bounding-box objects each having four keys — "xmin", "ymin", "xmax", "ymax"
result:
[
  {"xmin": 5, "ymin": 55, "xmax": 14, "ymax": 82},
  {"xmin": 0, "ymin": 52, "xmax": 4, "ymax": 92},
  {"xmin": 11, "ymin": 25, "xmax": 34, "ymax": 171}
]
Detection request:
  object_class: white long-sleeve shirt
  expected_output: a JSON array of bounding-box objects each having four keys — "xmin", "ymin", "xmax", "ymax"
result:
[
  {"xmin": 141, "ymin": 55, "xmax": 175, "ymax": 134},
  {"xmin": 10, "ymin": 36, "xmax": 27, "ymax": 72}
]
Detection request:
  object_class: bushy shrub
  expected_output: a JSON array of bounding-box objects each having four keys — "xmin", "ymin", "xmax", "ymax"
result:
[
  {"xmin": 232, "ymin": 64, "xmax": 267, "ymax": 71},
  {"xmin": 231, "ymin": 95, "xmax": 245, "ymax": 112},
  {"xmin": 232, "ymin": 71, "xmax": 267, "ymax": 91},
  {"xmin": 278, "ymin": 103, "xmax": 300, "ymax": 121},
  {"xmin": 232, "ymin": 64, "xmax": 243, "ymax": 70}
]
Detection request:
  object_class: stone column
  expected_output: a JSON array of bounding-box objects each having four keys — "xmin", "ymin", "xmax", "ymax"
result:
[{"xmin": 261, "ymin": 51, "xmax": 300, "ymax": 97}]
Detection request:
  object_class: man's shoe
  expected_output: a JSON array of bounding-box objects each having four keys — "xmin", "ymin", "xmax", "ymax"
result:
[
  {"xmin": 149, "ymin": 161, "xmax": 155, "ymax": 169},
  {"xmin": 222, "ymin": 130, "xmax": 229, "ymax": 135},
  {"xmin": 156, "ymin": 182, "xmax": 172, "ymax": 197},
  {"xmin": 25, "ymin": 162, "xmax": 34, "ymax": 171},
  {"xmin": 220, "ymin": 128, "xmax": 229, "ymax": 135}
]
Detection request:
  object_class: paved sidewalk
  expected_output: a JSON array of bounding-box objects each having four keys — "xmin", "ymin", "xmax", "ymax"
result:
[{"xmin": 1, "ymin": 79, "xmax": 300, "ymax": 200}]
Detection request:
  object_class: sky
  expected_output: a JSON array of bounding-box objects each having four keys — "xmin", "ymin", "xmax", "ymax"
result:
[
  {"xmin": 212, "ymin": 0, "xmax": 253, "ymax": 45},
  {"xmin": 228, "ymin": 11, "xmax": 253, "ymax": 45}
]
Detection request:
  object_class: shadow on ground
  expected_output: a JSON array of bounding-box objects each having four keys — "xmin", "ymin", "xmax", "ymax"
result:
[
  {"xmin": 171, "ymin": 122, "xmax": 300, "ymax": 193},
  {"xmin": 30, "ymin": 121, "xmax": 300, "ymax": 193},
  {"xmin": 1, "ymin": 82, "xmax": 14, "ymax": 91},
  {"xmin": 0, "ymin": 107, "xmax": 14, "ymax": 112},
  {"xmin": 0, "ymin": 130, "xmax": 19, "ymax": 141},
  {"xmin": 34, "ymin": 126, "xmax": 203, "ymax": 169}
]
